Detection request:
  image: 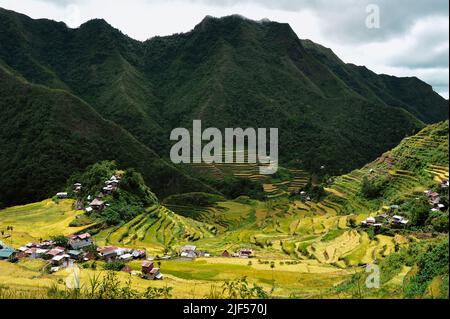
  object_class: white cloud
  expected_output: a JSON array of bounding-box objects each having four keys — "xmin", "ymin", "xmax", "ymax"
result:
[{"xmin": 0, "ymin": 0, "xmax": 448, "ymax": 97}]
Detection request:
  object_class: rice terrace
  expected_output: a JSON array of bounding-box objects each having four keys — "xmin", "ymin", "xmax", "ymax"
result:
[{"xmin": 0, "ymin": 2, "xmax": 449, "ymax": 302}]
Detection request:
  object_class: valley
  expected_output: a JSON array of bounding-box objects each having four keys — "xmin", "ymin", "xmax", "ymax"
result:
[
  {"xmin": 1, "ymin": 121, "xmax": 448, "ymax": 299},
  {"xmin": 0, "ymin": 8, "xmax": 448, "ymax": 300}
]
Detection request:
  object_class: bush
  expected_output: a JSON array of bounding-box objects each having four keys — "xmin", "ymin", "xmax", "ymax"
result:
[
  {"xmin": 103, "ymin": 261, "xmax": 126, "ymax": 271},
  {"xmin": 361, "ymin": 175, "xmax": 389, "ymax": 199},
  {"xmin": 404, "ymin": 240, "xmax": 449, "ymax": 298},
  {"xmin": 51, "ymin": 235, "xmax": 69, "ymax": 248}
]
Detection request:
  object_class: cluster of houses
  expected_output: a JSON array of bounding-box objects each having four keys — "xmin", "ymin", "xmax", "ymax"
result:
[
  {"xmin": 55, "ymin": 175, "xmax": 122, "ymax": 214},
  {"xmin": 179, "ymin": 246, "xmax": 253, "ymax": 259},
  {"xmin": 180, "ymin": 245, "xmax": 210, "ymax": 258},
  {"xmin": 85, "ymin": 175, "xmax": 121, "ymax": 212},
  {"xmin": 103, "ymin": 175, "xmax": 120, "ymax": 194},
  {"xmin": 97, "ymin": 246, "xmax": 146, "ymax": 262},
  {"xmin": 12, "ymin": 233, "xmax": 94, "ymax": 272},
  {"xmin": 221, "ymin": 248, "xmax": 253, "ymax": 259},
  {"xmin": 425, "ymin": 185, "xmax": 447, "ymax": 212},
  {"xmin": 0, "ymin": 233, "xmax": 165, "ymax": 280},
  {"xmin": 361, "ymin": 182, "xmax": 449, "ymax": 230},
  {"xmin": 361, "ymin": 205, "xmax": 409, "ymax": 229}
]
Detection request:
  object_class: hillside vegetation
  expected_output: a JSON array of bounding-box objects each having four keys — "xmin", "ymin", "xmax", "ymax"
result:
[
  {"xmin": 0, "ymin": 122, "xmax": 448, "ymax": 298},
  {"xmin": 0, "ymin": 64, "xmax": 212, "ymax": 207},
  {"xmin": 1, "ymin": 8, "xmax": 448, "ymax": 206}
]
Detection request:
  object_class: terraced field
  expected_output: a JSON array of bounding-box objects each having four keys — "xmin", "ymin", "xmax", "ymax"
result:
[
  {"xmin": 0, "ymin": 121, "xmax": 447, "ymax": 299},
  {"xmin": 187, "ymin": 151, "xmax": 310, "ymax": 198},
  {"xmin": 95, "ymin": 205, "xmax": 215, "ymax": 253},
  {"xmin": 0, "ymin": 199, "xmax": 95, "ymax": 246},
  {"xmin": 262, "ymin": 169, "xmax": 310, "ymax": 198},
  {"xmin": 323, "ymin": 122, "xmax": 449, "ymax": 214},
  {"xmin": 427, "ymin": 165, "xmax": 449, "ymax": 183}
]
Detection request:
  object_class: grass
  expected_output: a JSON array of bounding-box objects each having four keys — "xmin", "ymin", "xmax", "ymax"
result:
[
  {"xmin": 0, "ymin": 256, "xmax": 351, "ymax": 299},
  {"xmin": 1, "ymin": 121, "xmax": 447, "ymax": 298},
  {"xmin": 0, "ymin": 199, "xmax": 95, "ymax": 246}
]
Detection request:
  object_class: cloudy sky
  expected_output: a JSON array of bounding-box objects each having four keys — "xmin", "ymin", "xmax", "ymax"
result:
[{"xmin": 0, "ymin": 0, "xmax": 448, "ymax": 98}]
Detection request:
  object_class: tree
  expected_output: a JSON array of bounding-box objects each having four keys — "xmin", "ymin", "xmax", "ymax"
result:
[
  {"xmin": 270, "ymin": 262, "xmax": 275, "ymax": 282},
  {"xmin": 51, "ymin": 235, "xmax": 69, "ymax": 248},
  {"xmin": 406, "ymin": 197, "xmax": 430, "ymax": 227}
]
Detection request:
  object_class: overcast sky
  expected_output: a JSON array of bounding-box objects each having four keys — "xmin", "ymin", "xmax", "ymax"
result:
[{"xmin": 0, "ymin": 0, "xmax": 448, "ymax": 98}]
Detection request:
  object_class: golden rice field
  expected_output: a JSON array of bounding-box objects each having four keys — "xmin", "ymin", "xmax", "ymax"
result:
[{"xmin": 0, "ymin": 199, "xmax": 94, "ymax": 247}]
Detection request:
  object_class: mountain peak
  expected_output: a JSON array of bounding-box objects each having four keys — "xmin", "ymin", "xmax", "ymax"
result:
[
  {"xmin": 79, "ymin": 18, "xmax": 112, "ymax": 31},
  {"xmin": 196, "ymin": 14, "xmax": 274, "ymax": 30}
]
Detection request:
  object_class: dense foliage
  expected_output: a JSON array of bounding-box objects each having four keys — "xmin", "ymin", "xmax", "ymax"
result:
[
  {"xmin": 69, "ymin": 161, "xmax": 159, "ymax": 226},
  {"xmin": 336, "ymin": 237, "xmax": 449, "ymax": 299},
  {"xmin": 1, "ymin": 9, "xmax": 447, "ymax": 207},
  {"xmin": 0, "ymin": 65, "xmax": 212, "ymax": 207},
  {"xmin": 361, "ymin": 175, "xmax": 390, "ymax": 199}
]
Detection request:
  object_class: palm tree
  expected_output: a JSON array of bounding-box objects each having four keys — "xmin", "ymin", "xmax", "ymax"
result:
[
  {"xmin": 270, "ymin": 262, "xmax": 275, "ymax": 282},
  {"xmin": 7, "ymin": 226, "xmax": 13, "ymax": 245}
]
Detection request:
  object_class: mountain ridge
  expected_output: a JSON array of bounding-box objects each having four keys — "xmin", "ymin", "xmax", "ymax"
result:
[{"xmin": 0, "ymin": 8, "xmax": 448, "ymax": 206}]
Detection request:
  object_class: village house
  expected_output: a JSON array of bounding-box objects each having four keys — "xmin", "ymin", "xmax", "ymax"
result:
[
  {"xmin": 221, "ymin": 250, "xmax": 230, "ymax": 258},
  {"xmin": 180, "ymin": 245, "xmax": 197, "ymax": 258},
  {"xmin": 103, "ymin": 185, "xmax": 114, "ymax": 194},
  {"xmin": 239, "ymin": 249, "xmax": 253, "ymax": 258},
  {"xmin": 109, "ymin": 175, "xmax": 120, "ymax": 187},
  {"xmin": 25, "ymin": 247, "xmax": 49, "ymax": 259},
  {"xmin": 132, "ymin": 249, "xmax": 146, "ymax": 259},
  {"xmin": 51, "ymin": 254, "xmax": 70, "ymax": 266},
  {"xmin": 0, "ymin": 246, "xmax": 15, "ymax": 260},
  {"xmin": 68, "ymin": 233, "xmax": 92, "ymax": 250},
  {"xmin": 141, "ymin": 261, "xmax": 154, "ymax": 272},
  {"xmin": 74, "ymin": 183, "xmax": 82, "ymax": 193},
  {"xmin": 89, "ymin": 198, "xmax": 105, "ymax": 210},
  {"xmin": 195, "ymin": 250, "xmax": 210, "ymax": 257},
  {"xmin": 119, "ymin": 253, "xmax": 133, "ymax": 262},
  {"xmin": 361, "ymin": 217, "xmax": 376, "ymax": 226},
  {"xmin": 17, "ymin": 246, "xmax": 28, "ymax": 253},
  {"xmin": 375, "ymin": 214, "xmax": 388, "ymax": 223},
  {"xmin": 68, "ymin": 250, "xmax": 83, "ymax": 261},
  {"xmin": 141, "ymin": 261, "xmax": 163, "ymax": 280},
  {"xmin": 147, "ymin": 268, "xmax": 163, "ymax": 280},
  {"xmin": 390, "ymin": 215, "xmax": 409, "ymax": 227},
  {"xmin": 46, "ymin": 247, "xmax": 66, "ymax": 259},
  {"xmin": 361, "ymin": 217, "xmax": 382, "ymax": 228},
  {"xmin": 103, "ymin": 176, "xmax": 120, "ymax": 194},
  {"xmin": 38, "ymin": 241, "xmax": 55, "ymax": 249},
  {"xmin": 98, "ymin": 246, "xmax": 118, "ymax": 262},
  {"xmin": 429, "ymin": 192, "xmax": 441, "ymax": 205},
  {"xmin": 56, "ymin": 192, "xmax": 68, "ymax": 199}
]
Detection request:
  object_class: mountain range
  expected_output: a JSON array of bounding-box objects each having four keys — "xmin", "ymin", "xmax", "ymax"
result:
[{"xmin": 0, "ymin": 8, "xmax": 448, "ymax": 207}]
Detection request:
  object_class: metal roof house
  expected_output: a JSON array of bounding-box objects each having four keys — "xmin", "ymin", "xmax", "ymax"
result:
[{"xmin": 0, "ymin": 247, "xmax": 16, "ymax": 260}]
